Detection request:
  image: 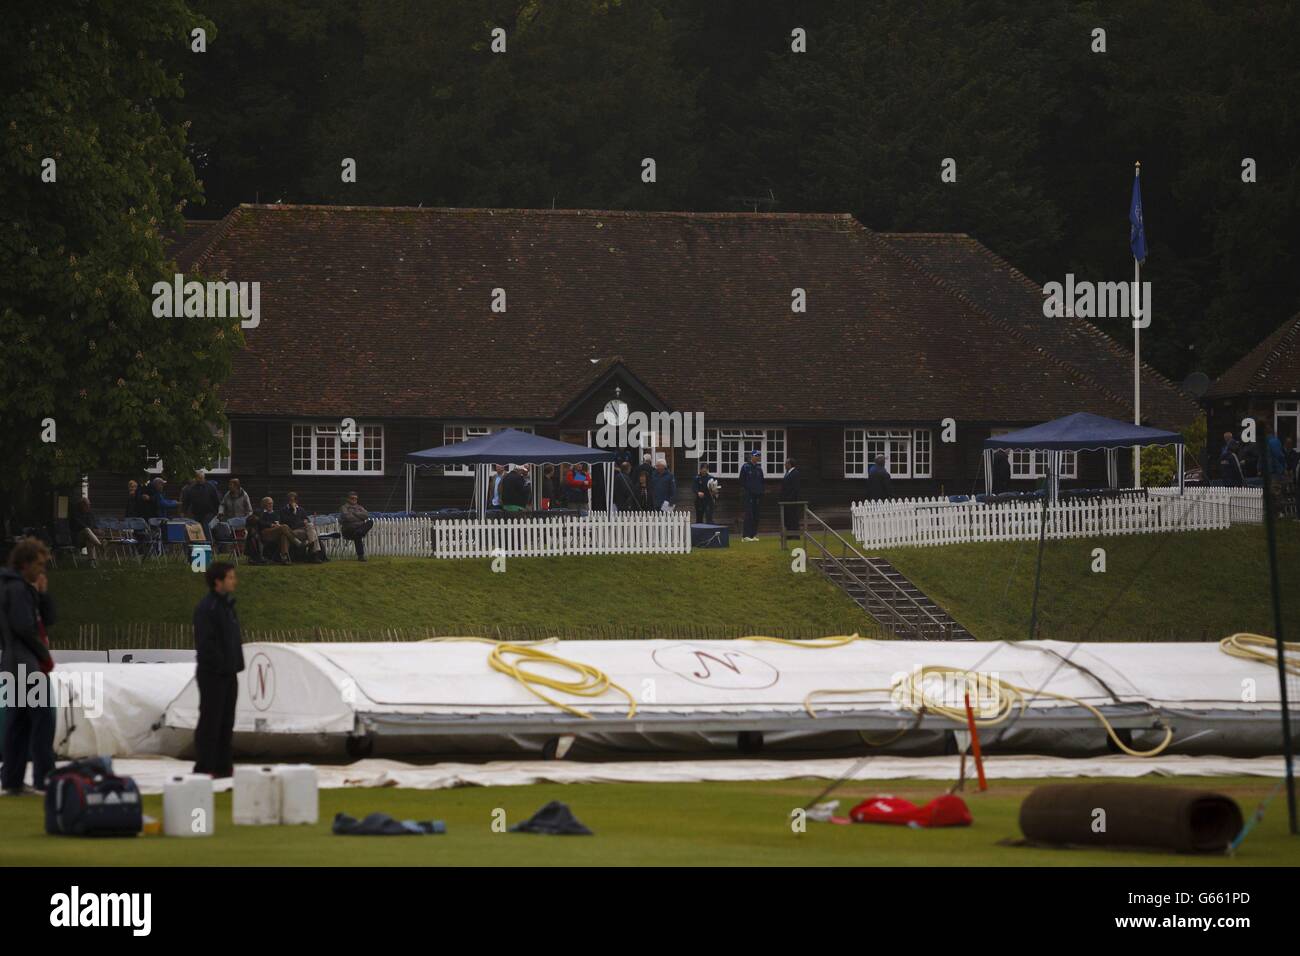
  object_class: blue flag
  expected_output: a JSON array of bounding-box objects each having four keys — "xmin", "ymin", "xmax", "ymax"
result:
[{"xmin": 1129, "ymin": 169, "xmax": 1147, "ymax": 264}]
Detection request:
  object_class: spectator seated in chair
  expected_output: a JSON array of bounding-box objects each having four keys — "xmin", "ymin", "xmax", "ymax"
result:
[
  {"xmin": 280, "ymin": 491, "xmax": 328, "ymax": 562},
  {"xmin": 68, "ymin": 498, "xmax": 103, "ymax": 567},
  {"xmin": 252, "ymin": 497, "xmax": 294, "ymax": 565},
  {"xmin": 339, "ymin": 491, "xmax": 374, "ymax": 562}
]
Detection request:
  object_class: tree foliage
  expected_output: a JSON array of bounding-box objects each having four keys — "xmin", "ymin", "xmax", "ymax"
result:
[{"xmin": 0, "ymin": 0, "xmax": 239, "ymax": 523}]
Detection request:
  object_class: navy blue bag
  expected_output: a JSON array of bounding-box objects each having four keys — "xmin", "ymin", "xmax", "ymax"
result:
[{"xmin": 44, "ymin": 757, "xmax": 143, "ymax": 837}]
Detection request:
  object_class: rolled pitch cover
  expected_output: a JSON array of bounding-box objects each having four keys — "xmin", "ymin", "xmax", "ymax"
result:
[{"xmin": 1020, "ymin": 783, "xmax": 1243, "ymax": 853}]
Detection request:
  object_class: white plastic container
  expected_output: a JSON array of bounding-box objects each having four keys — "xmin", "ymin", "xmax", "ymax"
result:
[
  {"xmin": 232, "ymin": 765, "xmax": 281, "ymax": 825},
  {"xmin": 274, "ymin": 764, "xmax": 320, "ymax": 825},
  {"xmin": 163, "ymin": 774, "xmax": 215, "ymax": 837}
]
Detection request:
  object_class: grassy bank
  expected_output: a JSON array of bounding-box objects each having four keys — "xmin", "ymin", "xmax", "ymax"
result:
[
  {"xmin": 47, "ymin": 538, "xmax": 874, "ymax": 643},
  {"xmin": 880, "ymin": 524, "xmax": 1299, "ymax": 643},
  {"xmin": 44, "ymin": 525, "xmax": 1297, "ymax": 644}
]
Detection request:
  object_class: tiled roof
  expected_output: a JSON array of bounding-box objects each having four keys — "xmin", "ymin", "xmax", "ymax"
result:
[
  {"xmin": 879, "ymin": 232, "xmax": 1196, "ymax": 428},
  {"xmin": 182, "ymin": 205, "xmax": 1195, "ymax": 426},
  {"xmin": 1206, "ymin": 312, "xmax": 1300, "ymax": 398}
]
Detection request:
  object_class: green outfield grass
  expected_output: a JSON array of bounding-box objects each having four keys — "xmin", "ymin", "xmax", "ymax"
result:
[
  {"xmin": 46, "ymin": 524, "xmax": 1297, "ymax": 644},
  {"xmin": 1, "ymin": 776, "xmax": 1295, "ymax": 867},
  {"xmin": 880, "ymin": 524, "xmax": 1300, "ymax": 643}
]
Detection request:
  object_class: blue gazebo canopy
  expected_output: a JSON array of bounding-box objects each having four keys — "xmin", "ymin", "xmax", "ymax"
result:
[
  {"xmin": 403, "ymin": 428, "xmax": 616, "ymax": 515},
  {"xmin": 983, "ymin": 412, "xmax": 1183, "ymax": 451},
  {"xmin": 982, "ymin": 412, "xmax": 1184, "ymax": 498},
  {"xmin": 405, "ymin": 428, "xmax": 616, "ymax": 466}
]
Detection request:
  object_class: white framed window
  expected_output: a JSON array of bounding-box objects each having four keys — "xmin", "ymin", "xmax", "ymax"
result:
[
  {"xmin": 701, "ymin": 428, "xmax": 786, "ymax": 478},
  {"xmin": 292, "ymin": 423, "xmax": 384, "ymax": 475},
  {"xmin": 140, "ymin": 424, "xmax": 232, "ymax": 475},
  {"xmin": 844, "ymin": 428, "xmax": 932, "ymax": 479},
  {"xmin": 989, "ymin": 428, "xmax": 1077, "ymax": 480},
  {"xmin": 1008, "ymin": 449, "xmax": 1077, "ymax": 479},
  {"xmin": 441, "ymin": 424, "xmax": 533, "ymax": 476},
  {"xmin": 207, "ymin": 425, "xmax": 232, "ymax": 474},
  {"xmin": 1276, "ymin": 400, "xmax": 1300, "ymax": 442}
]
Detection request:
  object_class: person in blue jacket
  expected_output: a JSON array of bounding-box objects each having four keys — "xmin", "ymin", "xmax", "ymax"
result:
[
  {"xmin": 145, "ymin": 477, "xmax": 178, "ymax": 517},
  {"xmin": 650, "ymin": 458, "xmax": 677, "ymax": 511},
  {"xmin": 1263, "ymin": 424, "xmax": 1287, "ymax": 513},
  {"xmin": 693, "ymin": 463, "xmax": 716, "ymax": 523},
  {"xmin": 739, "ymin": 450, "xmax": 765, "ymax": 540}
]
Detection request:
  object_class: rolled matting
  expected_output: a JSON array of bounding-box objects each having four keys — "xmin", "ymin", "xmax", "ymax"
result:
[{"xmin": 1019, "ymin": 783, "xmax": 1243, "ymax": 853}]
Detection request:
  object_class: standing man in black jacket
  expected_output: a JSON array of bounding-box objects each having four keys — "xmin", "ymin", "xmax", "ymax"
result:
[
  {"xmin": 0, "ymin": 539, "xmax": 56, "ymax": 794},
  {"xmin": 739, "ymin": 450, "xmax": 766, "ymax": 540},
  {"xmin": 192, "ymin": 562, "xmax": 245, "ymax": 778},
  {"xmin": 182, "ymin": 469, "xmax": 221, "ymax": 544}
]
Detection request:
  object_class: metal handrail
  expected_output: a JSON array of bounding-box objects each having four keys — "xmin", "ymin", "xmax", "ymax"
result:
[{"xmin": 800, "ymin": 506, "xmax": 952, "ymax": 640}]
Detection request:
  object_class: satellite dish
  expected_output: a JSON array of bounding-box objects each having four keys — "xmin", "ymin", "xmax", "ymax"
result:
[{"xmin": 1181, "ymin": 371, "xmax": 1210, "ymax": 398}]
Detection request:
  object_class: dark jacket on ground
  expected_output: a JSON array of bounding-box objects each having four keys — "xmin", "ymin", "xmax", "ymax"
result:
[
  {"xmin": 0, "ymin": 567, "xmax": 55, "ymax": 677},
  {"xmin": 650, "ymin": 469, "xmax": 677, "ymax": 510},
  {"xmin": 193, "ymin": 591, "xmax": 245, "ymax": 676},
  {"xmin": 501, "ymin": 471, "xmax": 530, "ymax": 508},
  {"xmin": 739, "ymin": 461, "xmax": 765, "ymax": 496}
]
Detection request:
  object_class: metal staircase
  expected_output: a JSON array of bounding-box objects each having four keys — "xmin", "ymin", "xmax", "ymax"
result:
[{"xmin": 800, "ymin": 508, "xmax": 974, "ymax": 641}]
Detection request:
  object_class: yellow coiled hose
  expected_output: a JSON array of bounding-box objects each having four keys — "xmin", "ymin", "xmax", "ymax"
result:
[{"xmin": 1219, "ymin": 633, "xmax": 1300, "ymax": 677}]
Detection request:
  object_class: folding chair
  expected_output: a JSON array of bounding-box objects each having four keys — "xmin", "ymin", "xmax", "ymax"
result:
[
  {"xmin": 146, "ymin": 517, "xmax": 166, "ymax": 558},
  {"xmin": 51, "ymin": 519, "xmax": 80, "ymax": 568},
  {"xmin": 227, "ymin": 516, "xmax": 247, "ymax": 561},
  {"xmin": 311, "ymin": 513, "xmax": 342, "ymax": 557},
  {"xmin": 210, "ymin": 519, "xmax": 239, "ymax": 564},
  {"xmin": 124, "ymin": 517, "xmax": 151, "ymax": 560}
]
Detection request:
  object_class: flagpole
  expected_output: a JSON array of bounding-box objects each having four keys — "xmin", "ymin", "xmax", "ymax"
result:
[{"xmin": 1133, "ymin": 161, "xmax": 1142, "ymax": 488}]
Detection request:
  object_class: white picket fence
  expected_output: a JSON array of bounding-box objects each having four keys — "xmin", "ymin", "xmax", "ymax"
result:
[
  {"xmin": 316, "ymin": 512, "xmax": 692, "ymax": 559},
  {"xmin": 1150, "ymin": 486, "xmax": 1264, "ymax": 524},
  {"xmin": 850, "ymin": 493, "xmax": 1244, "ymax": 551}
]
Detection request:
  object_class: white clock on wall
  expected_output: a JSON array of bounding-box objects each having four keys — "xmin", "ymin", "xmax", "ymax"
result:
[{"xmin": 602, "ymin": 399, "xmax": 629, "ymax": 426}]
